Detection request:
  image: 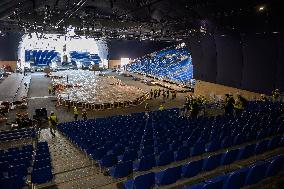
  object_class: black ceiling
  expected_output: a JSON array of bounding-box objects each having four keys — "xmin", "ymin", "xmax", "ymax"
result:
[{"xmin": 0, "ymin": 0, "xmax": 282, "ymax": 40}]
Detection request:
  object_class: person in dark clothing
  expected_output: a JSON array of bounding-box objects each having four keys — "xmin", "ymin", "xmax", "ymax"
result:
[
  {"xmin": 272, "ymin": 89, "xmax": 280, "ymax": 101},
  {"xmin": 189, "ymin": 99, "xmax": 199, "ymax": 118},
  {"xmin": 67, "ymin": 101, "xmax": 71, "ymax": 112},
  {"xmin": 166, "ymin": 90, "xmax": 170, "ymax": 98},
  {"xmin": 234, "ymin": 95, "xmax": 245, "ymax": 117},
  {"xmin": 150, "ymin": 89, "xmax": 153, "ymax": 99},
  {"xmin": 224, "ymin": 94, "xmax": 235, "ymax": 116},
  {"xmin": 82, "ymin": 109, "xmax": 87, "ymax": 121}
]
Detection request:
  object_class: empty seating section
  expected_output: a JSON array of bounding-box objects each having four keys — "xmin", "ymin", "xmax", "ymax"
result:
[
  {"xmin": 0, "ymin": 128, "xmax": 35, "ymax": 142},
  {"xmin": 0, "ymin": 144, "xmax": 33, "ymax": 189},
  {"xmin": 31, "ymin": 141, "xmax": 53, "ymax": 184},
  {"xmin": 126, "ymin": 46, "xmax": 193, "ymax": 84},
  {"xmin": 25, "ymin": 50, "xmax": 58, "ymax": 66},
  {"xmin": 184, "ymin": 154, "xmax": 284, "ymax": 189},
  {"xmin": 57, "ymin": 101, "xmax": 284, "ymax": 186},
  {"xmin": 70, "ymin": 51, "xmax": 101, "ymax": 67},
  {"xmin": 124, "ymin": 135, "xmax": 284, "ymax": 188}
]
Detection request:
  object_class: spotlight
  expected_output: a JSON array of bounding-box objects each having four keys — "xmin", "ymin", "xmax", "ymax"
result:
[{"xmin": 258, "ymin": 5, "xmax": 266, "ymax": 12}]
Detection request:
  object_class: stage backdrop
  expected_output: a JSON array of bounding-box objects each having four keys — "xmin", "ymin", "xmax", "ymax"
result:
[{"xmin": 186, "ymin": 32, "xmax": 284, "ymax": 94}]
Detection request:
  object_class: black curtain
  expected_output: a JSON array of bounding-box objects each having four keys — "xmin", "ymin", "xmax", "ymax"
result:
[
  {"xmin": 186, "ymin": 32, "xmax": 283, "ymax": 94},
  {"xmin": 215, "ymin": 32, "xmax": 243, "ymax": 88}
]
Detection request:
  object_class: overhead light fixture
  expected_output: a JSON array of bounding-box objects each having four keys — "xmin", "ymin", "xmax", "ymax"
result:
[{"xmin": 258, "ymin": 5, "xmax": 266, "ymax": 12}]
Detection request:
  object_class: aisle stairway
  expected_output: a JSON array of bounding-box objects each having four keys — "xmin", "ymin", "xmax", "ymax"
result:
[{"xmin": 39, "ymin": 129, "xmax": 119, "ymax": 189}]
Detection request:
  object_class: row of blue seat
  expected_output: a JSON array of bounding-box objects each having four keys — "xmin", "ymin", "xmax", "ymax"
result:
[
  {"xmin": 123, "ymin": 136, "xmax": 284, "ymax": 188},
  {"xmin": 126, "ymin": 46, "xmax": 193, "ymax": 84},
  {"xmin": 0, "ymin": 144, "xmax": 34, "ymax": 189},
  {"xmin": 184, "ymin": 154, "xmax": 284, "ymax": 189},
  {"xmin": 0, "ymin": 128, "xmax": 35, "ymax": 142},
  {"xmin": 31, "ymin": 141, "xmax": 53, "ymax": 184},
  {"xmin": 57, "ymin": 102, "xmax": 284, "ymax": 178}
]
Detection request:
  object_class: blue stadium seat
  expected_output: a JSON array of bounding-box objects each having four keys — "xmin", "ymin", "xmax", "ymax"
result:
[
  {"xmin": 156, "ymin": 151, "xmax": 174, "ymax": 166},
  {"xmin": 155, "ymin": 166, "xmax": 182, "ymax": 185},
  {"xmin": 203, "ymin": 174, "xmax": 226, "ymax": 189},
  {"xmin": 174, "ymin": 146, "xmax": 191, "ymax": 161},
  {"xmin": 32, "ymin": 166, "xmax": 53, "ymax": 184},
  {"xmin": 109, "ymin": 161, "xmax": 133, "ymax": 178},
  {"xmin": 202, "ymin": 154, "xmax": 222, "ymax": 171},
  {"xmin": 267, "ymin": 136, "xmax": 282, "ymax": 150},
  {"xmin": 237, "ymin": 144, "xmax": 256, "ymax": 160},
  {"xmin": 254, "ymin": 140, "xmax": 269, "ymax": 155},
  {"xmin": 118, "ymin": 150, "xmax": 138, "ymax": 162},
  {"xmin": 133, "ymin": 154, "xmax": 156, "ymax": 171},
  {"xmin": 205, "ymin": 140, "xmax": 220, "ymax": 152},
  {"xmin": 221, "ymin": 137, "xmax": 233, "ymax": 148},
  {"xmin": 184, "ymin": 183, "xmax": 205, "ymax": 189},
  {"xmin": 244, "ymin": 161, "xmax": 268, "ymax": 186},
  {"xmin": 138, "ymin": 146, "xmax": 154, "ymax": 158},
  {"xmin": 221, "ymin": 149, "xmax": 239, "ymax": 165},
  {"xmin": 182, "ymin": 159, "xmax": 203, "ymax": 178},
  {"xmin": 124, "ymin": 172, "xmax": 155, "ymax": 189},
  {"xmin": 190, "ymin": 142, "xmax": 205, "ymax": 157},
  {"xmin": 223, "ymin": 167, "xmax": 249, "ymax": 189},
  {"xmin": 98, "ymin": 154, "xmax": 118, "ymax": 168},
  {"xmin": 89, "ymin": 147, "xmax": 106, "ymax": 160},
  {"xmin": 265, "ymin": 155, "xmax": 284, "ymax": 177}
]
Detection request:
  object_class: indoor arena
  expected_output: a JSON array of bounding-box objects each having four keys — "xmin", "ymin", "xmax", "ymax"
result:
[{"xmin": 0, "ymin": 1, "xmax": 284, "ymax": 189}]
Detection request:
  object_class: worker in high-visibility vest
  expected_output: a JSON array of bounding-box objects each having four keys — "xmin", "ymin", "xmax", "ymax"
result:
[
  {"xmin": 73, "ymin": 107, "xmax": 79, "ymax": 121},
  {"xmin": 48, "ymin": 112, "xmax": 58, "ymax": 138},
  {"xmin": 272, "ymin": 89, "xmax": 280, "ymax": 101},
  {"xmin": 158, "ymin": 104, "xmax": 164, "ymax": 111}
]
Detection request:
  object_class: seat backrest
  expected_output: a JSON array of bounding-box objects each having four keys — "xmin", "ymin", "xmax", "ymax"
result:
[
  {"xmin": 265, "ymin": 155, "xmax": 284, "ymax": 177},
  {"xmin": 137, "ymin": 154, "xmax": 156, "ymax": 171},
  {"xmin": 100, "ymin": 154, "xmax": 117, "ymax": 167},
  {"xmin": 245, "ymin": 161, "xmax": 268, "ymax": 186},
  {"xmin": 156, "ymin": 166, "xmax": 182, "ymax": 185},
  {"xmin": 237, "ymin": 144, "xmax": 255, "ymax": 160},
  {"xmin": 203, "ymin": 175, "xmax": 225, "ymax": 189},
  {"xmin": 267, "ymin": 135, "xmax": 282, "ymax": 150},
  {"xmin": 205, "ymin": 140, "xmax": 220, "ymax": 152},
  {"xmin": 111, "ymin": 161, "xmax": 133, "ymax": 178},
  {"xmin": 223, "ymin": 167, "xmax": 249, "ymax": 189},
  {"xmin": 254, "ymin": 140, "xmax": 269, "ymax": 155},
  {"xmin": 175, "ymin": 146, "xmax": 191, "ymax": 161},
  {"xmin": 122, "ymin": 150, "xmax": 138, "ymax": 162},
  {"xmin": 191, "ymin": 142, "xmax": 205, "ymax": 156},
  {"xmin": 221, "ymin": 149, "xmax": 239, "ymax": 165},
  {"xmin": 157, "ymin": 151, "xmax": 174, "ymax": 166},
  {"xmin": 139, "ymin": 145, "xmax": 154, "ymax": 157},
  {"xmin": 182, "ymin": 159, "xmax": 203, "ymax": 178},
  {"xmin": 134, "ymin": 172, "xmax": 155, "ymax": 189},
  {"xmin": 203, "ymin": 154, "xmax": 222, "ymax": 171}
]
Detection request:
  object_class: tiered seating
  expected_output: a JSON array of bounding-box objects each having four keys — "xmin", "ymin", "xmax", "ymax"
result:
[
  {"xmin": 0, "ymin": 128, "xmax": 35, "ymax": 142},
  {"xmin": 31, "ymin": 141, "xmax": 53, "ymax": 184},
  {"xmin": 0, "ymin": 144, "xmax": 33, "ymax": 189},
  {"xmin": 25, "ymin": 50, "xmax": 58, "ymax": 66},
  {"xmin": 126, "ymin": 46, "xmax": 193, "ymax": 85},
  {"xmin": 124, "ymin": 135, "xmax": 284, "ymax": 188},
  {"xmin": 70, "ymin": 51, "xmax": 101, "ymax": 67},
  {"xmin": 58, "ymin": 101, "xmax": 284, "ymax": 182},
  {"xmin": 184, "ymin": 154, "xmax": 284, "ymax": 189}
]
